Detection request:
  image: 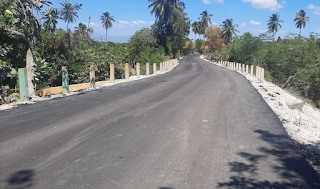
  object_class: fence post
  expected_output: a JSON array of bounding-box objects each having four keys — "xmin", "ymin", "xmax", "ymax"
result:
[
  {"xmin": 146, "ymin": 63, "xmax": 150, "ymax": 76},
  {"xmin": 256, "ymin": 66, "xmax": 260, "ymax": 79},
  {"xmin": 125, "ymin": 63, "xmax": 129, "ymax": 81},
  {"xmin": 62, "ymin": 66, "xmax": 69, "ymax": 95},
  {"xmin": 261, "ymin": 68, "xmax": 265, "ymax": 81},
  {"xmin": 160, "ymin": 62, "xmax": 163, "ymax": 72},
  {"xmin": 246, "ymin": 65, "xmax": 249, "ymax": 73},
  {"xmin": 90, "ymin": 65, "xmax": 95, "ymax": 89},
  {"xmin": 110, "ymin": 63, "xmax": 115, "ymax": 83},
  {"xmin": 18, "ymin": 68, "xmax": 29, "ymax": 101},
  {"xmin": 250, "ymin": 65, "xmax": 254, "ymax": 76},
  {"xmin": 153, "ymin": 63, "xmax": 157, "ymax": 74},
  {"xmin": 136, "ymin": 63, "xmax": 140, "ymax": 79}
]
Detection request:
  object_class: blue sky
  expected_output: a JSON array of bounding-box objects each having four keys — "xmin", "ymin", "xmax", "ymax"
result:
[{"xmin": 50, "ymin": 0, "xmax": 320, "ymax": 40}]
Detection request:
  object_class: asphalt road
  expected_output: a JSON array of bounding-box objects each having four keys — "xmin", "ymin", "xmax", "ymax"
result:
[{"xmin": 0, "ymin": 55, "xmax": 319, "ymax": 189}]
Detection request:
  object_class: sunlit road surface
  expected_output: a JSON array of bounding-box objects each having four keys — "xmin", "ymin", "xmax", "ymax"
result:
[{"xmin": 0, "ymin": 55, "xmax": 319, "ymax": 189}]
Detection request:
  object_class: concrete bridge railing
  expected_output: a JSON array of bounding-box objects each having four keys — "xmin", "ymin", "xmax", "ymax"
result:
[
  {"xmin": 216, "ymin": 60, "xmax": 265, "ymax": 82},
  {"xmin": 18, "ymin": 59, "xmax": 179, "ymax": 101}
]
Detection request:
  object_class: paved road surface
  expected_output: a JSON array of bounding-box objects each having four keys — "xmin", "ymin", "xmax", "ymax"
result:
[{"xmin": 0, "ymin": 55, "xmax": 319, "ymax": 189}]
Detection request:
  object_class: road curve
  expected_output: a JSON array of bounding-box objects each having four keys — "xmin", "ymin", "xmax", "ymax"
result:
[{"xmin": 0, "ymin": 55, "xmax": 319, "ymax": 189}]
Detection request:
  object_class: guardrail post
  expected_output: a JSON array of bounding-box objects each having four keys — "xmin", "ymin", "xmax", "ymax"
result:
[
  {"xmin": 256, "ymin": 66, "xmax": 260, "ymax": 79},
  {"xmin": 18, "ymin": 68, "xmax": 29, "ymax": 101},
  {"xmin": 153, "ymin": 63, "xmax": 157, "ymax": 74},
  {"xmin": 261, "ymin": 68, "xmax": 265, "ymax": 81},
  {"xmin": 146, "ymin": 63, "xmax": 150, "ymax": 76},
  {"xmin": 160, "ymin": 62, "xmax": 163, "ymax": 72},
  {"xmin": 250, "ymin": 65, "xmax": 254, "ymax": 76},
  {"xmin": 125, "ymin": 63, "xmax": 129, "ymax": 81},
  {"xmin": 136, "ymin": 63, "xmax": 140, "ymax": 78},
  {"xmin": 90, "ymin": 65, "xmax": 95, "ymax": 88},
  {"xmin": 110, "ymin": 63, "xmax": 115, "ymax": 83},
  {"xmin": 62, "ymin": 66, "xmax": 69, "ymax": 95}
]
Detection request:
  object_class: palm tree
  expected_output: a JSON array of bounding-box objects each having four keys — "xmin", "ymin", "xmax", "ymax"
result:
[
  {"xmin": 100, "ymin": 11, "xmax": 115, "ymax": 42},
  {"xmin": 192, "ymin": 21, "xmax": 201, "ymax": 42},
  {"xmin": 199, "ymin": 10, "xmax": 213, "ymax": 30},
  {"xmin": 60, "ymin": 0, "xmax": 82, "ymax": 30},
  {"xmin": 294, "ymin": 10, "xmax": 310, "ymax": 37},
  {"xmin": 221, "ymin": 18, "xmax": 239, "ymax": 44},
  {"xmin": 148, "ymin": 0, "xmax": 185, "ymax": 25},
  {"xmin": 43, "ymin": 8, "xmax": 59, "ymax": 33},
  {"xmin": 267, "ymin": 13, "xmax": 283, "ymax": 41}
]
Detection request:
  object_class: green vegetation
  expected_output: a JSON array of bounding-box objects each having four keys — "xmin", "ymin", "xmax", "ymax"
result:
[
  {"xmin": 0, "ymin": 0, "xmax": 191, "ymax": 101},
  {"xmin": 214, "ymin": 32, "xmax": 320, "ymax": 106}
]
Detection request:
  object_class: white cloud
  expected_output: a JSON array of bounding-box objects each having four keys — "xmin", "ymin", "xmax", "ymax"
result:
[
  {"xmin": 240, "ymin": 23, "xmax": 246, "ymax": 28},
  {"xmin": 242, "ymin": 0, "xmax": 283, "ymax": 10},
  {"xmin": 119, "ymin": 20, "xmax": 130, "ymax": 25},
  {"xmin": 254, "ymin": 29, "xmax": 268, "ymax": 33},
  {"xmin": 131, "ymin": 20, "xmax": 146, "ymax": 25},
  {"xmin": 250, "ymin": 20, "xmax": 261, "ymax": 25},
  {"xmin": 307, "ymin": 4, "xmax": 320, "ymax": 15},
  {"xmin": 202, "ymin": 0, "xmax": 224, "ymax": 5}
]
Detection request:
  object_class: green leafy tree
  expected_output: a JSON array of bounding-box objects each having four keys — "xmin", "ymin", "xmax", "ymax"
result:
[
  {"xmin": 43, "ymin": 8, "xmax": 59, "ymax": 33},
  {"xmin": 221, "ymin": 18, "xmax": 239, "ymax": 44},
  {"xmin": 294, "ymin": 10, "xmax": 310, "ymax": 37},
  {"xmin": 148, "ymin": 0, "xmax": 188, "ymax": 57},
  {"xmin": 100, "ymin": 11, "xmax": 115, "ymax": 42},
  {"xmin": 1, "ymin": 0, "xmax": 53, "ymax": 96},
  {"xmin": 128, "ymin": 27, "xmax": 157, "ymax": 62},
  {"xmin": 60, "ymin": 0, "xmax": 82, "ymax": 30},
  {"xmin": 267, "ymin": 13, "xmax": 283, "ymax": 41}
]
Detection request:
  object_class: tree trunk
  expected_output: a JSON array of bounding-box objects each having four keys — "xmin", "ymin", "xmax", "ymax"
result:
[
  {"xmin": 26, "ymin": 47, "xmax": 35, "ymax": 97},
  {"xmin": 106, "ymin": 29, "xmax": 108, "ymax": 42},
  {"xmin": 299, "ymin": 28, "xmax": 301, "ymax": 39}
]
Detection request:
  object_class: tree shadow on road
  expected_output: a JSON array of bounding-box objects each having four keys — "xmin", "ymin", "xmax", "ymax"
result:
[
  {"xmin": 217, "ymin": 130, "xmax": 320, "ymax": 189},
  {"xmin": 5, "ymin": 170, "xmax": 35, "ymax": 189}
]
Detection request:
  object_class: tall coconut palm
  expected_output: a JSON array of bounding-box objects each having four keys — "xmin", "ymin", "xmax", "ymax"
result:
[
  {"xmin": 199, "ymin": 10, "xmax": 213, "ymax": 30},
  {"xmin": 267, "ymin": 13, "xmax": 283, "ymax": 41},
  {"xmin": 148, "ymin": 0, "xmax": 185, "ymax": 25},
  {"xmin": 221, "ymin": 18, "xmax": 239, "ymax": 44},
  {"xmin": 192, "ymin": 21, "xmax": 201, "ymax": 41},
  {"xmin": 294, "ymin": 10, "xmax": 310, "ymax": 37},
  {"xmin": 101, "ymin": 11, "xmax": 115, "ymax": 42},
  {"xmin": 43, "ymin": 8, "xmax": 59, "ymax": 33},
  {"xmin": 60, "ymin": 0, "xmax": 82, "ymax": 30}
]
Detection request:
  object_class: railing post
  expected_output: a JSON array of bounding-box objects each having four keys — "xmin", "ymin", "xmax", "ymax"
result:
[
  {"xmin": 261, "ymin": 68, "xmax": 265, "ymax": 81},
  {"xmin": 246, "ymin": 65, "xmax": 249, "ymax": 73},
  {"xmin": 153, "ymin": 63, "xmax": 156, "ymax": 74},
  {"xmin": 160, "ymin": 62, "xmax": 163, "ymax": 72},
  {"xmin": 136, "ymin": 63, "xmax": 140, "ymax": 79},
  {"xmin": 110, "ymin": 63, "xmax": 115, "ymax": 83},
  {"xmin": 18, "ymin": 68, "xmax": 29, "ymax": 101},
  {"xmin": 256, "ymin": 66, "xmax": 259, "ymax": 79},
  {"xmin": 62, "ymin": 66, "xmax": 69, "ymax": 95},
  {"xmin": 90, "ymin": 65, "xmax": 95, "ymax": 89},
  {"xmin": 125, "ymin": 63, "xmax": 129, "ymax": 81},
  {"xmin": 250, "ymin": 65, "xmax": 254, "ymax": 76},
  {"xmin": 146, "ymin": 63, "xmax": 150, "ymax": 76}
]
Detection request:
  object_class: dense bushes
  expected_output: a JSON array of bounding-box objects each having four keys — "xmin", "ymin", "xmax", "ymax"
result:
[{"xmin": 223, "ymin": 32, "xmax": 320, "ymax": 104}]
